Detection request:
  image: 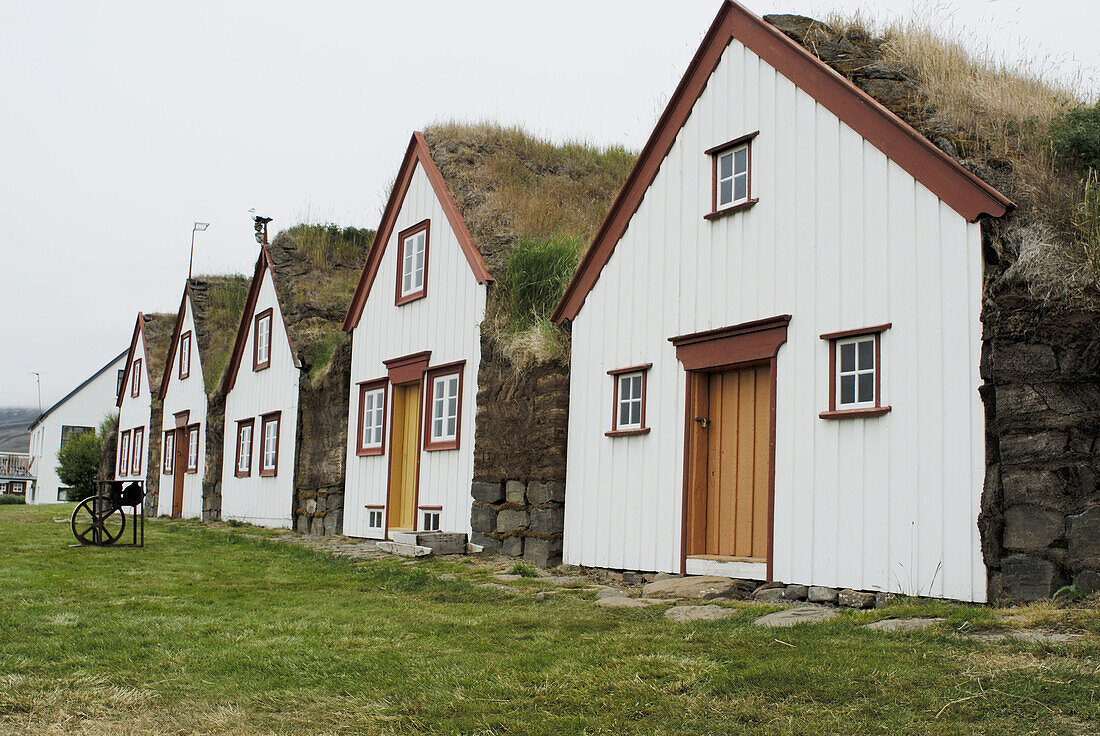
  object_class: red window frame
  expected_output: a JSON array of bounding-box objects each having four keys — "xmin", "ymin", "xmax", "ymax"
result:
[
  {"xmin": 131, "ymin": 427, "xmax": 144, "ymax": 475},
  {"xmin": 606, "ymin": 364, "xmax": 653, "ymax": 437},
  {"xmin": 131, "ymin": 359, "xmax": 142, "ymax": 397},
  {"xmin": 356, "ymin": 378, "xmax": 389, "ymax": 457},
  {"xmin": 422, "ymin": 361, "xmax": 464, "ymax": 451},
  {"xmin": 704, "ymin": 131, "xmax": 759, "ymax": 221},
  {"xmin": 235, "ymin": 418, "xmax": 255, "ymax": 477},
  {"xmin": 179, "ymin": 331, "xmax": 192, "ymax": 379},
  {"xmin": 395, "ymin": 219, "xmax": 430, "ymax": 306},
  {"xmin": 819, "ymin": 323, "xmax": 893, "ymax": 419},
  {"xmin": 253, "ymin": 308, "xmax": 273, "ymax": 371},
  {"xmin": 163, "ymin": 430, "xmax": 175, "ymax": 475},
  {"xmin": 185, "ymin": 424, "xmax": 200, "ymax": 473},
  {"xmin": 259, "ymin": 412, "xmax": 281, "ymax": 477},
  {"xmin": 118, "ymin": 429, "xmax": 131, "ymax": 476}
]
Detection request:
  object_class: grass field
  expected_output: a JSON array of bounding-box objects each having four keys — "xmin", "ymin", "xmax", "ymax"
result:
[{"xmin": 1, "ymin": 504, "xmax": 1098, "ymax": 735}]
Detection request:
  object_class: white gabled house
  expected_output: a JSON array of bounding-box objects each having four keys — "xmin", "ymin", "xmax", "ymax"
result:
[
  {"xmin": 27, "ymin": 349, "xmax": 126, "ymax": 503},
  {"xmin": 156, "ymin": 277, "xmax": 248, "ymax": 519},
  {"xmin": 553, "ymin": 1, "xmax": 1012, "ymax": 602},
  {"xmin": 219, "ymin": 249, "xmax": 300, "ymax": 528},
  {"xmin": 342, "ymin": 132, "xmax": 490, "ymax": 541},
  {"xmin": 115, "ymin": 312, "xmax": 174, "ymax": 506}
]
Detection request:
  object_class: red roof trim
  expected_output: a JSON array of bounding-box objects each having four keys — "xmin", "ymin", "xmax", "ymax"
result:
[
  {"xmin": 117, "ymin": 313, "xmax": 146, "ymax": 408},
  {"xmin": 553, "ymin": 0, "xmax": 1013, "ymax": 323},
  {"xmin": 158, "ymin": 285, "xmax": 191, "ymax": 400},
  {"xmin": 221, "ymin": 247, "xmax": 282, "ymax": 393},
  {"xmin": 342, "ymin": 131, "xmax": 491, "ymax": 332}
]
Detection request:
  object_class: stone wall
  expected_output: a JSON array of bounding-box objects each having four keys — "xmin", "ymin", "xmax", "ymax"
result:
[
  {"xmin": 143, "ymin": 402, "xmax": 163, "ymax": 517},
  {"xmin": 293, "ymin": 338, "xmax": 351, "ymax": 536},
  {"xmin": 201, "ymin": 391, "xmax": 225, "ymax": 522},
  {"xmin": 980, "ymin": 289, "xmax": 1100, "ymax": 599},
  {"xmin": 469, "ymin": 334, "xmax": 570, "ymax": 566}
]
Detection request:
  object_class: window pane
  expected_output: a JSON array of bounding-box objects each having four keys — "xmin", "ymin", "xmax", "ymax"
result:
[
  {"xmin": 734, "ymin": 147, "xmax": 748, "ymax": 175},
  {"xmin": 719, "ymin": 180, "xmax": 733, "ymax": 205},
  {"xmin": 858, "ymin": 339, "xmax": 874, "ymax": 370},
  {"xmin": 734, "ymin": 174, "xmax": 747, "ymax": 202},
  {"xmin": 631, "ymin": 376, "xmax": 642, "ymax": 400},
  {"xmin": 858, "ymin": 372, "xmax": 874, "ymax": 403},
  {"xmin": 447, "ymin": 416, "xmax": 456, "ymax": 437},
  {"xmin": 840, "ymin": 374, "xmax": 856, "ymax": 405},
  {"xmin": 630, "ymin": 400, "xmax": 641, "ymax": 426},
  {"xmin": 840, "ymin": 342, "xmax": 856, "ymax": 373},
  {"xmin": 719, "ymin": 152, "xmax": 733, "ymax": 179},
  {"xmin": 619, "ymin": 402, "xmax": 631, "ymax": 426}
]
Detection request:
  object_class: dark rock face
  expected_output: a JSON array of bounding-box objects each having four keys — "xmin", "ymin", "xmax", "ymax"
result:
[
  {"xmin": 202, "ymin": 390, "xmax": 225, "ymax": 522},
  {"xmin": 293, "ymin": 338, "xmax": 351, "ymax": 536},
  {"xmin": 982, "ymin": 292, "xmax": 1100, "ymax": 600},
  {"xmin": 469, "ymin": 334, "xmax": 569, "ymax": 565}
]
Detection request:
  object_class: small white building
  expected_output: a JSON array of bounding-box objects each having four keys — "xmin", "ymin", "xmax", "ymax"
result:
[
  {"xmin": 0, "ymin": 453, "xmax": 34, "ymax": 498},
  {"xmin": 156, "ymin": 277, "xmax": 248, "ymax": 519},
  {"xmin": 27, "ymin": 350, "xmax": 126, "ymax": 504},
  {"xmin": 553, "ymin": 1, "xmax": 1011, "ymax": 602},
  {"xmin": 219, "ymin": 248, "xmax": 301, "ymax": 528},
  {"xmin": 115, "ymin": 312, "xmax": 174, "ymax": 505}
]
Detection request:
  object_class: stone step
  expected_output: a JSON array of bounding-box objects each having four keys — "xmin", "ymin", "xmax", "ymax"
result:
[
  {"xmin": 375, "ymin": 540, "xmax": 432, "ymax": 557},
  {"xmin": 389, "ymin": 531, "xmax": 469, "ymax": 555}
]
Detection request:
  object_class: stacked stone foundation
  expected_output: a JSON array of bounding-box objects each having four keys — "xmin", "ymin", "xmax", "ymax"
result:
[{"xmin": 469, "ymin": 479, "xmax": 565, "ymax": 568}]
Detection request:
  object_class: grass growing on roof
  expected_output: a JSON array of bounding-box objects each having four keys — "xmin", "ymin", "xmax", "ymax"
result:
[
  {"xmin": 2, "ymin": 503, "xmax": 1099, "ymax": 735},
  {"xmin": 194, "ymin": 275, "xmax": 250, "ymax": 395},
  {"xmin": 279, "ymin": 223, "xmax": 375, "ymax": 269}
]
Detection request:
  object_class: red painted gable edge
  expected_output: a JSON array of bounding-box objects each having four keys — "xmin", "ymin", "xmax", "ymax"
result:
[
  {"xmin": 552, "ymin": 0, "xmax": 1013, "ymax": 324},
  {"xmin": 342, "ymin": 131, "xmax": 491, "ymax": 333}
]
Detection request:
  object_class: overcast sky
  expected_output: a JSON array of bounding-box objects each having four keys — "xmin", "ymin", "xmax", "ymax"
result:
[{"xmin": 2, "ymin": 0, "xmax": 1096, "ymax": 410}]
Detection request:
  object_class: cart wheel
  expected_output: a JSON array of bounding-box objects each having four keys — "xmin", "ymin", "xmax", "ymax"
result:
[{"xmin": 70, "ymin": 496, "xmax": 126, "ymax": 546}]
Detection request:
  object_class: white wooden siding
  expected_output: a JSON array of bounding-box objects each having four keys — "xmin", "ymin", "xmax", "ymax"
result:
[
  {"xmin": 564, "ymin": 40, "xmax": 987, "ymax": 602},
  {"xmin": 220, "ymin": 269, "xmax": 299, "ymax": 528},
  {"xmin": 159, "ymin": 294, "xmax": 207, "ymax": 518},
  {"xmin": 344, "ymin": 162, "xmax": 486, "ymax": 539},
  {"xmin": 116, "ymin": 338, "xmax": 153, "ymax": 490}
]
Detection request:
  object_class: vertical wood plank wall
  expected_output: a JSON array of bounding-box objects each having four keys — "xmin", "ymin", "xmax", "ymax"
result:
[
  {"xmin": 343, "ymin": 163, "xmax": 486, "ymax": 539},
  {"xmin": 116, "ymin": 337, "xmax": 152, "ymax": 490},
  {"xmin": 160, "ymin": 294, "xmax": 208, "ymax": 519},
  {"xmin": 564, "ymin": 39, "xmax": 986, "ymax": 601},
  {"xmin": 220, "ymin": 270, "xmax": 300, "ymax": 528}
]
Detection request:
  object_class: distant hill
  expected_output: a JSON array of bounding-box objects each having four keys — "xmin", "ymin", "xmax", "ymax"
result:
[{"xmin": 0, "ymin": 408, "xmax": 38, "ymax": 453}]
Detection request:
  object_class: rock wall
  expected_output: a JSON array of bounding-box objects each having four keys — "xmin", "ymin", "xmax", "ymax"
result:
[
  {"xmin": 293, "ymin": 338, "xmax": 351, "ymax": 536},
  {"xmin": 201, "ymin": 391, "xmax": 225, "ymax": 522},
  {"xmin": 470, "ymin": 334, "xmax": 570, "ymax": 566},
  {"xmin": 981, "ymin": 288, "xmax": 1100, "ymax": 599},
  {"xmin": 143, "ymin": 402, "xmax": 163, "ymax": 517}
]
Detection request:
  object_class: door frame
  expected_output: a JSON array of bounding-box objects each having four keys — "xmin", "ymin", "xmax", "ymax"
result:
[
  {"xmin": 381, "ymin": 351, "xmax": 431, "ymax": 538},
  {"xmin": 172, "ymin": 411, "xmax": 189, "ymax": 518},
  {"xmin": 670, "ymin": 315, "xmax": 790, "ymax": 580}
]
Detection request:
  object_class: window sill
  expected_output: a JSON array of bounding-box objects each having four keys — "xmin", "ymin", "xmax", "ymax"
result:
[
  {"xmin": 259, "ymin": 468, "xmax": 277, "ymax": 478},
  {"xmin": 424, "ymin": 440, "xmax": 459, "ymax": 452},
  {"xmin": 253, "ymin": 362, "xmax": 271, "ymax": 372},
  {"xmin": 357, "ymin": 446, "xmax": 384, "ymax": 457},
  {"xmin": 234, "ymin": 470, "xmax": 251, "ymax": 478},
  {"xmin": 819, "ymin": 406, "xmax": 892, "ymax": 420},
  {"xmin": 605, "ymin": 427, "xmax": 651, "ymax": 438},
  {"xmin": 395, "ymin": 291, "xmax": 426, "ymax": 306},
  {"xmin": 185, "ymin": 468, "xmax": 199, "ymax": 475},
  {"xmin": 704, "ymin": 198, "xmax": 759, "ymax": 221}
]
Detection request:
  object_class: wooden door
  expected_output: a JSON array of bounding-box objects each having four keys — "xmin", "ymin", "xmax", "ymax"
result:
[
  {"xmin": 686, "ymin": 363, "xmax": 771, "ymax": 561},
  {"xmin": 387, "ymin": 382, "xmax": 420, "ymax": 532},
  {"xmin": 172, "ymin": 427, "xmax": 187, "ymax": 518}
]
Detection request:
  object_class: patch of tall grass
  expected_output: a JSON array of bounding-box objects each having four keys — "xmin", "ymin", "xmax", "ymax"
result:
[{"xmin": 279, "ymin": 224, "xmax": 375, "ymax": 268}]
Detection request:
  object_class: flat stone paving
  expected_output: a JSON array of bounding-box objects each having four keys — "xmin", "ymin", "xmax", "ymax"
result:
[
  {"xmin": 864, "ymin": 617, "xmax": 946, "ymax": 632},
  {"xmin": 754, "ymin": 605, "xmax": 840, "ymax": 628}
]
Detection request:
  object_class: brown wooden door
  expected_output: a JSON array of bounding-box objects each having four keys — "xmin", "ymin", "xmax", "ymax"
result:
[
  {"xmin": 686, "ymin": 363, "xmax": 771, "ymax": 561},
  {"xmin": 172, "ymin": 427, "xmax": 187, "ymax": 518},
  {"xmin": 387, "ymin": 382, "xmax": 420, "ymax": 532}
]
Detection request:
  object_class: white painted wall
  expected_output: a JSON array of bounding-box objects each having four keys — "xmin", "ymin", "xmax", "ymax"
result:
[
  {"xmin": 159, "ymin": 294, "xmax": 207, "ymax": 518},
  {"xmin": 116, "ymin": 332, "xmax": 154, "ymax": 492},
  {"xmin": 564, "ymin": 39, "xmax": 987, "ymax": 602},
  {"xmin": 220, "ymin": 268, "xmax": 299, "ymax": 528},
  {"xmin": 344, "ymin": 161, "xmax": 486, "ymax": 539},
  {"xmin": 27, "ymin": 352, "xmax": 126, "ymax": 504}
]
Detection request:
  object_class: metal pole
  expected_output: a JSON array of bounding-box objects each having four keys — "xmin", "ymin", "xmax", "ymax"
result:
[
  {"xmin": 188, "ymin": 227, "xmax": 197, "ymax": 280},
  {"xmin": 33, "ymin": 372, "xmax": 41, "ymax": 413}
]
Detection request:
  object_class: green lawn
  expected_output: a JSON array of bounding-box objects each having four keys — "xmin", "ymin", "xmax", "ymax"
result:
[{"xmin": 1, "ymin": 504, "xmax": 1098, "ymax": 735}]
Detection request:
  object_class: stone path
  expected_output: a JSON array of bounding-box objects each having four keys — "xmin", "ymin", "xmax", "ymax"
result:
[
  {"xmin": 864, "ymin": 617, "xmax": 945, "ymax": 632},
  {"xmin": 664, "ymin": 605, "xmax": 736, "ymax": 623},
  {"xmin": 754, "ymin": 605, "xmax": 840, "ymax": 628}
]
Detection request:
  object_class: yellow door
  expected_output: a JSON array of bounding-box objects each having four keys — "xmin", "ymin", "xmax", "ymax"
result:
[
  {"xmin": 686, "ymin": 364, "xmax": 771, "ymax": 561},
  {"xmin": 387, "ymin": 382, "xmax": 420, "ymax": 532}
]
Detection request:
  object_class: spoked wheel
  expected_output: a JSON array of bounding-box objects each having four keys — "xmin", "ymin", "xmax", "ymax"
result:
[{"xmin": 70, "ymin": 496, "xmax": 126, "ymax": 546}]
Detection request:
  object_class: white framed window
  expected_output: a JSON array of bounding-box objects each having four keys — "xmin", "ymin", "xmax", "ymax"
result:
[
  {"xmin": 260, "ymin": 413, "xmax": 280, "ymax": 476},
  {"xmin": 429, "ymin": 373, "xmax": 460, "ymax": 446},
  {"xmin": 616, "ymin": 373, "xmax": 644, "ymax": 430},
  {"xmin": 179, "ymin": 332, "xmax": 191, "ymax": 379},
  {"xmin": 367, "ymin": 507, "xmax": 384, "ymax": 530},
  {"xmin": 716, "ymin": 144, "xmax": 750, "ymax": 209},
  {"xmin": 836, "ymin": 337, "xmax": 876, "ymax": 408},
  {"xmin": 131, "ymin": 427, "xmax": 144, "ymax": 475},
  {"xmin": 118, "ymin": 430, "xmax": 131, "ymax": 476},
  {"xmin": 820, "ymin": 324, "xmax": 891, "ymax": 419},
  {"xmin": 236, "ymin": 420, "xmax": 254, "ymax": 477},
  {"xmin": 396, "ymin": 220, "xmax": 430, "ymax": 304},
  {"xmin": 357, "ymin": 381, "xmax": 387, "ymax": 455},
  {"xmin": 421, "ymin": 509, "xmax": 441, "ymax": 531},
  {"xmin": 187, "ymin": 425, "xmax": 199, "ymax": 471},
  {"xmin": 131, "ymin": 359, "xmax": 142, "ymax": 397},
  {"xmin": 254, "ymin": 310, "xmax": 272, "ymax": 369},
  {"xmin": 163, "ymin": 431, "xmax": 175, "ymax": 474}
]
